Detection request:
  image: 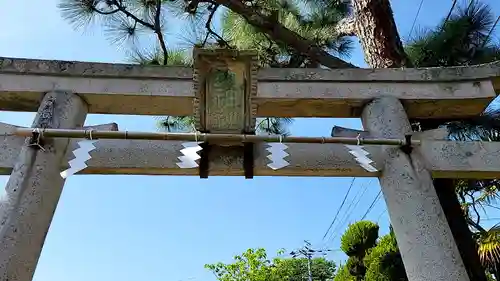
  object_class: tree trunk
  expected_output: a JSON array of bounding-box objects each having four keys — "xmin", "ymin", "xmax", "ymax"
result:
[
  {"xmin": 433, "ymin": 178, "xmax": 488, "ymax": 281},
  {"xmin": 343, "ymin": 0, "xmax": 487, "ymax": 280},
  {"xmin": 337, "ymin": 0, "xmax": 412, "ymax": 68}
]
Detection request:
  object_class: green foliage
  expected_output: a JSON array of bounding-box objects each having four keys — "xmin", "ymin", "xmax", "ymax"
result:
[
  {"xmin": 345, "ymin": 256, "xmax": 366, "ymax": 279},
  {"xmin": 205, "ymin": 248, "xmax": 336, "ymax": 281},
  {"xmin": 58, "ymin": 0, "xmax": 357, "ymax": 136},
  {"xmin": 476, "ymin": 224, "xmax": 500, "ymax": 275},
  {"xmin": 340, "ymin": 221, "xmax": 379, "ymax": 257},
  {"xmin": 128, "ymin": 48, "xmax": 193, "ymax": 66},
  {"xmin": 404, "ymin": 2, "xmax": 500, "ymax": 279},
  {"xmin": 309, "ymin": 257, "xmax": 337, "ymax": 281},
  {"xmin": 364, "ymin": 251, "xmax": 407, "ymax": 281},
  {"xmin": 364, "ymin": 234, "xmax": 407, "ymax": 281},
  {"xmin": 272, "ymin": 257, "xmax": 336, "ymax": 281},
  {"xmin": 337, "ymin": 222, "xmax": 408, "ymax": 281},
  {"xmin": 334, "ymin": 264, "xmax": 355, "ymax": 281},
  {"xmin": 221, "ymin": 0, "xmax": 353, "ymax": 67},
  {"xmin": 205, "ymin": 248, "xmax": 274, "ymax": 281},
  {"xmin": 406, "ymin": 0, "xmax": 500, "ymax": 67},
  {"xmin": 405, "ymin": 4, "xmax": 500, "ymax": 278},
  {"xmin": 256, "ymin": 117, "xmax": 293, "ymax": 136},
  {"xmin": 363, "ymin": 234, "xmax": 398, "ymax": 268}
]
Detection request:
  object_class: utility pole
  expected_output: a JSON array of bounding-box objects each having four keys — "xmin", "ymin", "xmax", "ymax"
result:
[{"xmin": 289, "ymin": 240, "xmax": 334, "ymax": 281}]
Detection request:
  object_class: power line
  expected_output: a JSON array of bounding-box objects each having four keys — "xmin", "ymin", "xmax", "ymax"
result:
[
  {"xmin": 376, "ymin": 209, "xmax": 387, "ymax": 223},
  {"xmin": 338, "ymin": 179, "xmax": 373, "ymax": 226},
  {"xmin": 443, "ymin": 0, "xmax": 458, "ymax": 27},
  {"xmin": 481, "ymin": 218, "xmax": 500, "ymax": 221},
  {"xmin": 324, "ymin": 179, "xmax": 372, "ymax": 247},
  {"xmin": 325, "ymin": 180, "xmax": 371, "ymax": 246},
  {"xmin": 322, "ymin": 179, "xmax": 367, "ymax": 248},
  {"xmin": 321, "ymin": 178, "xmax": 356, "ymax": 240},
  {"xmin": 361, "ymin": 190, "xmax": 382, "ymax": 221},
  {"xmin": 290, "ymin": 241, "xmax": 337, "ymax": 281},
  {"xmin": 407, "ymin": 0, "xmax": 425, "ymax": 39}
]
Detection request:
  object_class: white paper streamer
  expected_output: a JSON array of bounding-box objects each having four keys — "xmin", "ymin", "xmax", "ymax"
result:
[
  {"xmin": 176, "ymin": 142, "xmax": 203, "ymax": 169},
  {"xmin": 266, "ymin": 143, "xmax": 290, "ymax": 170},
  {"xmin": 60, "ymin": 140, "xmax": 98, "ymax": 178},
  {"xmin": 345, "ymin": 144, "xmax": 378, "ymax": 172}
]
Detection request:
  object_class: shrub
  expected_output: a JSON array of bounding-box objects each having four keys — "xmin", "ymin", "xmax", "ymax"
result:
[{"xmin": 340, "ymin": 221, "xmax": 380, "ymax": 257}]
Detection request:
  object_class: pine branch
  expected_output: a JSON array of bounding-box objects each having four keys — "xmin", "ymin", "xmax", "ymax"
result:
[
  {"xmin": 111, "ymin": 0, "xmax": 155, "ymax": 29},
  {"xmin": 210, "ymin": 0, "xmax": 357, "ymax": 68},
  {"xmin": 203, "ymin": 4, "xmax": 232, "ymax": 48},
  {"xmin": 481, "ymin": 16, "xmax": 500, "ymax": 48},
  {"xmin": 93, "ymin": 7, "xmax": 119, "ymax": 15},
  {"xmin": 105, "ymin": 0, "xmax": 168, "ymax": 64},
  {"xmin": 153, "ymin": 0, "xmax": 168, "ymax": 65}
]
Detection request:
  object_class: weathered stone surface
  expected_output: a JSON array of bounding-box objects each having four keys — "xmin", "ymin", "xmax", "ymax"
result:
[
  {"xmin": 256, "ymin": 80, "xmax": 495, "ymax": 118},
  {"xmin": 331, "ymin": 125, "xmax": 370, "ymax": 138},
  {"xmin": 192, "ymin": 48, "xmax": 258, "ymax": 135},
  {"xmin": 257, "ymin": 60, "xmax": 500, "ymax": 86},
  {"xmin": 0, "ymin": 56, "xmax": 498, "ymax": 118},
  {"xmin": 1, "ymin": 130, "xmax": 500, "ymax": 178},
  {"xmin": 331, "ymin": 126, "xmax": 450, "ymax": 140},
  {"xmin": 0, "ymin": 138, "xmax": 381, "ymax": 177},
  {"xmin": 0, "ymin": 122, "xmax": 119, "ymax": 174},
  {"xmin": 0, "ymin": 73, "xmax": 193, "ymax": 116},
  {"xmin": 362, "ymin": 96, "xmax": 469, "ymax": 281},
  {"xmin": 2, "ymin": 56, "xmax": 499, "ymax": 84},
  {"xmin": 0, "ymin": 57, "xmax": 193, "ymax": 79},
  {"xmin": 0, "ymin": 91, "xmax": 87, "ymax": 281}
]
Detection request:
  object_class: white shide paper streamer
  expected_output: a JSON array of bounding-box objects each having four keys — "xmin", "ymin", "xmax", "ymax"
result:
[
  {"xmin": 176, "ymin": 142, "xmax": 203, "ymax": 169},
  {"xmin": 266, "ymin": 143, "xmax": 290, "ymax": 170},
  {"xmin": 344, "ymin": 145, "xmax": 378, "ymax": 172},
  {"xmin": 60, "ymin": 140, "xmax": 98, "ymax": 178}
]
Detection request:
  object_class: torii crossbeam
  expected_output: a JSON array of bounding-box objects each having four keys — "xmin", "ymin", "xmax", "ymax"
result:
[{"xmin": 1, "ymin": 50, "xmax": 500, "ymax": 281}]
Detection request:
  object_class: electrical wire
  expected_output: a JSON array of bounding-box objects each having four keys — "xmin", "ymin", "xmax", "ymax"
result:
[
  {"xmin": 360, "ymin": 190, "xmax": 382, "ymax": 221},
  {"xmin": 442, "ymin": 0, "xmax": 458, "ymax": 28},
  {"xmin": 328, "ymin": 180, "xmax": 372, "ymax": 245},
  {"xmin": 323, "ymin": 177, "xmax": 365, "ymax": 248},
  {"xmin": 407, "ymin": 0, "xmax": 425, "ymax": 39},
  {"xmin": 376, "ymin": 209, "xmax": 387, "ymax": 223},
  {"xmin": 321, "ymin": 177, "xmax": 356, "ymax": 240}
]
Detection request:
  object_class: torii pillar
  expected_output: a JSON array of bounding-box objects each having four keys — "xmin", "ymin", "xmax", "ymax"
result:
[
  {"xmin": 0, "ymin": 91, "xmax": 87, "ymax": 281},
  {"xmin": 361, "ymin": 96, "xmax": 469, "ymax": 281}
]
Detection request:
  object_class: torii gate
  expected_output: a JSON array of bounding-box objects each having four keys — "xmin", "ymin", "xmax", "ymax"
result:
[{"xmin": 0, "ymin": 48, "xmax": 499, "ymax": 281}]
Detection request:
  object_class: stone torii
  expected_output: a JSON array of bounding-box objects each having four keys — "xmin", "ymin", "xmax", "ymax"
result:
[{"xmin": 0, "ymin": 49, "xmax": 500, "ymax": 281}]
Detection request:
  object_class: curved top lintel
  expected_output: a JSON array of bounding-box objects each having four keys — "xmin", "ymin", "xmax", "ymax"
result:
[{"xmin": 1, "ymin": 56, "xmax": 499, "ymax": 86}]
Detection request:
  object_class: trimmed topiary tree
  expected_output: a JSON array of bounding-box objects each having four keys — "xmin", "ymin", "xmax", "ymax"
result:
[
  {"xmin": 339, "ymin": 221, "xmax": 379, "ymax": 280},
  {"xmin": 340, "ymin": 221, "xmax": 379, "ymax": 257},
  {"xmin": 364, "ymin": 228, "xmax": 407, "ymax": 281},
  {"xmin": 334, "ymin": 264, "xmax": 356, "ymax": 281},
  {"xmin": 337, "ymin": 222, "xmax": 408, "ymax": 281}
]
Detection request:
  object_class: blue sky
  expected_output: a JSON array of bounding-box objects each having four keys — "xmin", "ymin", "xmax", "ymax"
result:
[{"xmin": 1, "ymin": 1, "xmax": 500, "ymax": 281}]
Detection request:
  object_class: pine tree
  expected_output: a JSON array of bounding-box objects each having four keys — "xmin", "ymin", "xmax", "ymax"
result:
[{"xmin": 58, "ymin": 0, "xmax": 355, "ymax": 134}]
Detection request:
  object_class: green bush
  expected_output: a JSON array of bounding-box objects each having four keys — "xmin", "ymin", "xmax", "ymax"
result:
[
  {"xmin": 340, "ymin": 221, "xmax": 380, "ymax": 257},
  {"xmin": 364, "ymin": 234, "xmax": 397, "ymax": 267},
  {"xmin": 346, "ymin": 256, "xmax": 366, "ymax": 277},
  {"xmin": 364, "ymin": 234, "xmax": 407, "ymax": 281},
  {"xmin": 334, "ymin": 264, "xmax": 355, "ymax": 281}
]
